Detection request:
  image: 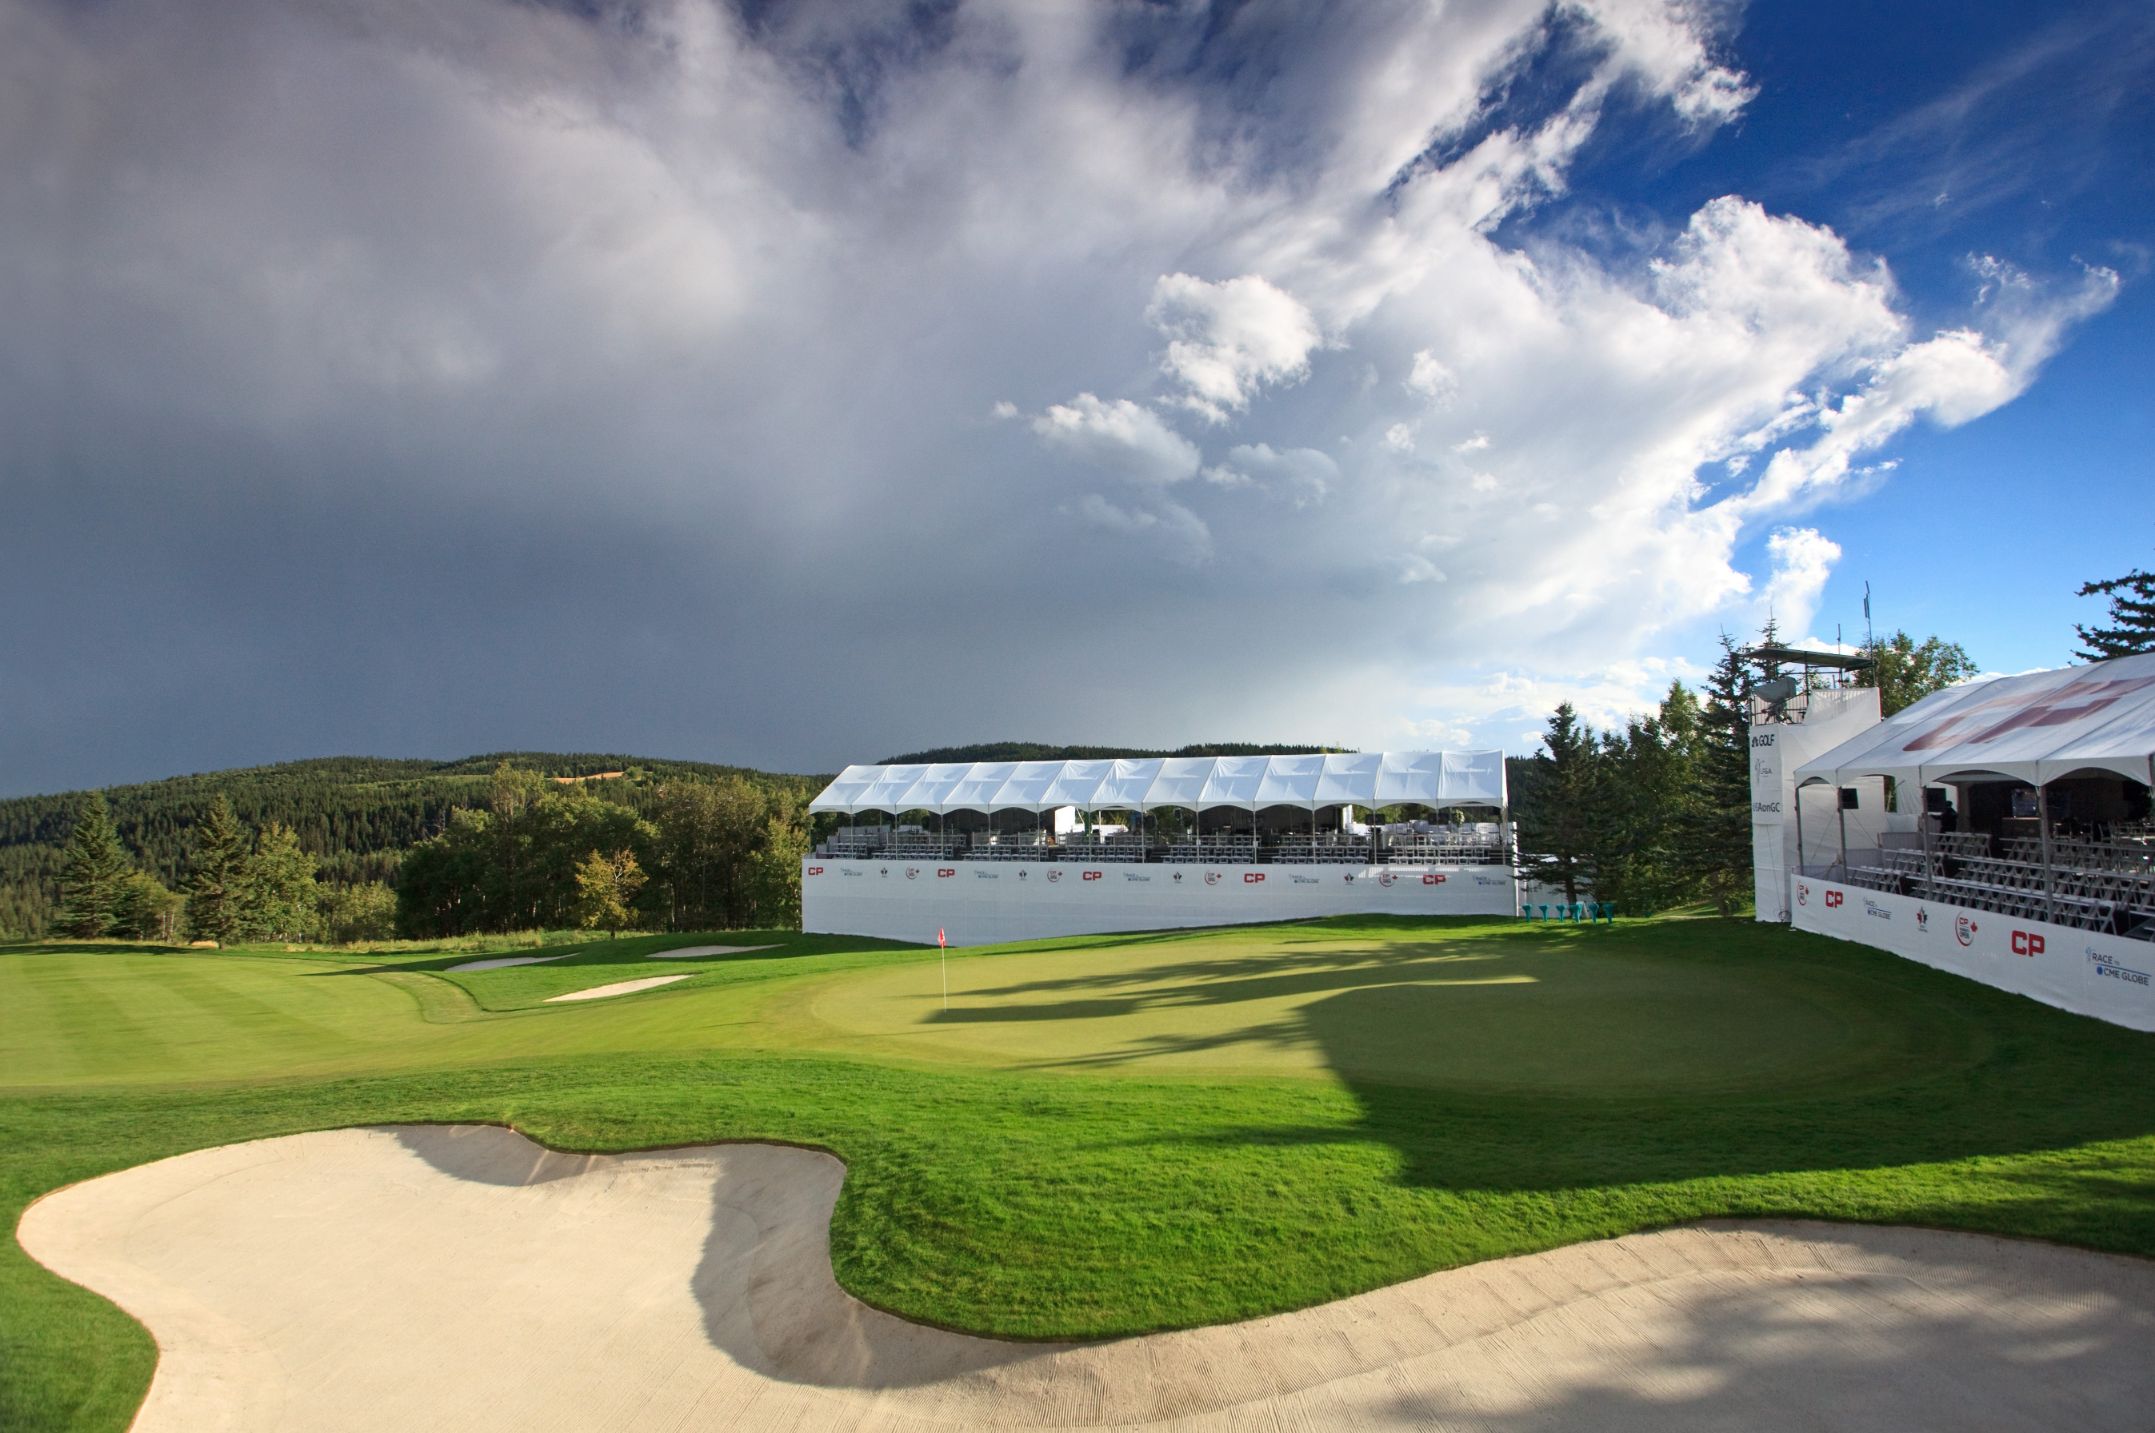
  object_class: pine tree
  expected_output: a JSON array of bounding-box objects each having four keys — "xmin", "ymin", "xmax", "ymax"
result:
[
  {"xmin": 1686, "ymin": 634, "xmax": 1754, "ymax": 914},
  {"xmin": 1516, "ymin": 704, "xmax": 1603, "ymax": 904},
  {"xmin": 56, "ymin": 792, "xmax": 130, "ymax": 938},
  {"xmin": 2075, "ymin": 563, "xmax": 2155, "ymax": 660},
  {"xmin": 184, "ymin": 795, "xmax": 251, "ymax": 945}
]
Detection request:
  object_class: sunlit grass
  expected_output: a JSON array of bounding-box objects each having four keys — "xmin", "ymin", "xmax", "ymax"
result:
[{"xmin": 6, "ymin": 914, "xmax": 2154, "ymax": 1431}]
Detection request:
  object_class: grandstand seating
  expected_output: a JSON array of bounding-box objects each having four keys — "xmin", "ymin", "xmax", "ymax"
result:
[{"xmin": 1843, "ymin": 842, "xmax": 2155, "ymax": 937}]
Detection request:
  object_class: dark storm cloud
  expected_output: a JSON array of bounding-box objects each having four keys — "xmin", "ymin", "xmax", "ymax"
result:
[{"xmin": 0, "ymin": 0, "xmax": 2116, "ymax": 792}]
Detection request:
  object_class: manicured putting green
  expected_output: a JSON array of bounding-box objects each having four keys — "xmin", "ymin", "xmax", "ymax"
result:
[{"xmin": 780, "ymin": 925, "xmax": 1983, "ymax": 1095}]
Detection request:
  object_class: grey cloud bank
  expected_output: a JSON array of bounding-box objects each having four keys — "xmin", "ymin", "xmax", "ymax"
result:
[{"xmin": 0, "ymin": 0, "xmax": 2116, "ymax": 794}]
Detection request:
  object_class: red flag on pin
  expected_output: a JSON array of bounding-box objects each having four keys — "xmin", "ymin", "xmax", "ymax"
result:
[{"xmin": 938, "ymin": 928, "xmax": 947, "ymax": 948}]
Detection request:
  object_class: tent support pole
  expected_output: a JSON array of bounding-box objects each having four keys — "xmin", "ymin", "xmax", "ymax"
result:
[
  {"xmin": 1914, "ymin": 766, "xmax": 1934, "ymax": 894},
  {"xmin": 1793, "ymin": 782, "xmax": 1806, "ymax": 884},
  {"xmin": 2038, "ymin": 782, "xmax": 2057, "ymax": 925},
  {"xmin": 1836, "ymin": 790, "xmax": 1849, "ymax": 879}
]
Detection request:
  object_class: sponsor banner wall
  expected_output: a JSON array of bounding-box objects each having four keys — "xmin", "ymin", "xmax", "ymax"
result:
[
  {"xmin": 1790, "ymin": 878, "xmax": 2155, "ymax": 1033},
  {"xmin": 803, "ymin": 860, "xmax": 1520, "ymax": 946}
]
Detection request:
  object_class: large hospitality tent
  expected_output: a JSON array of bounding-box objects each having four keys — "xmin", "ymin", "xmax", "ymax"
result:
[
  {"xmin": 1794, "ymin": 654, "xmax": 2155, "ymax": 791},
  {"xmin": 809, "ymin": 751, "xmax": 1507, "ymax": 816}
]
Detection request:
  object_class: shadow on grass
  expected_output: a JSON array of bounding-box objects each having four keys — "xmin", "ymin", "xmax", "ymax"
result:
[{"xmin": 924, "ymin": 928, "xmax": 2155, "ymax": 1198}]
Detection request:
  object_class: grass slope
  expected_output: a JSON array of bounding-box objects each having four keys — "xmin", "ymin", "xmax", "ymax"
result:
[{"xmin": 5, "ymin": 916, "xmax": 2155, "ymax": 1432}]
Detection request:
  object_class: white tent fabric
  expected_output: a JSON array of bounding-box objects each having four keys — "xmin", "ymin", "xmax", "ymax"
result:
[
  {"xmin": 808, "ymin": 750, "xmax": 1509, "ymax": 815},
  {"xmin": 1795, "ymin": 653, "xmax": 2155, "ymax": 789}
]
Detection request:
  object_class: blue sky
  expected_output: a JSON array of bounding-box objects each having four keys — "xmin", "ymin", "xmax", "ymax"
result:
[{"xmin": 1, "ymin": 0, "xmax": 2150, "ymax": 793}]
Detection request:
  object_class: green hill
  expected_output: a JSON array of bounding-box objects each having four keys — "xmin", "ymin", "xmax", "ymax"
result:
[
  {"xmin": 0, "ymin": 753, "xmax": 822, "ymax": 937},
  {"xmin": 877, "ymin": 741, "xmax": 1342, "ymax": 764}
]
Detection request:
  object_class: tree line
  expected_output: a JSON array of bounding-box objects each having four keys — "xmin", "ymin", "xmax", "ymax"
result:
[
  {"xmin": 2, "ymin": 750, "xmax": 820, "ymax": 938},
  {"xmin": 1513, "ymin": 627, "xmax": 1977, "ymax": 913},
  {"xmin": 394, "ymin": 764, "xmax": 809, "ymax": 937}
]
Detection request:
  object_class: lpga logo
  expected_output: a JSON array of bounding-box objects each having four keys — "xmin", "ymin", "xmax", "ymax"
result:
[
  {"xmin": 1083, "ymin": 870, "xmax": 1103, "ymax": 881},
  {"xmin": 1956, "ymin": 914, "xmax": 1977, "ymax": 947},
  {"xmin": 1172, "ymin": 872, "xmax": 1185, "ymax": 883}
]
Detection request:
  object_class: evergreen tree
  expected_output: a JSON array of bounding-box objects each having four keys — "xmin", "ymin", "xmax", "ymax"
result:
[
  {"xmin": 573, "ymin": 848, "xmax": 645, "ymax": 938},
  {"xmin": 56, "ymin": 792, "xmax": 130, "ymax": 938},
  {"xmin": 1686, "ymin": 634, "xmax": 1754, "ymax": 914},
  {"xmin": 2075, "ymin": 561, "xmax": 2155, "ymax": 660},
  {"xmin": 244, "ymin": 822, "xmax": 320, "ymax": 941},
  {"xmin": 184, "ymin": 795, "xmax": 252, "ymax": 945},
  {"xmin": 1515, "ymin": 704, "xmax": 1602, "ymax": 904}
]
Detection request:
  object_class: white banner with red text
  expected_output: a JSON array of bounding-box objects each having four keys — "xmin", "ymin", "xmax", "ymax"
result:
[
  {"xmin": 802, "ymin": 859, "xmax": 1521, "ymax": 946},
  {"xmin": 1790, "ymin": 877, "xmax": 2155, "ymax": 1032}
]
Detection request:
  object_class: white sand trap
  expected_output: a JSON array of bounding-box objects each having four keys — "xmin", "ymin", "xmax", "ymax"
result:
[
  {"xmin": 20, "ymin": 1125, "xmax": 2155, "ymax": 1433},
  {"xmin": 446, "ymin": 953, "xmax": 567, "ymax": 972},
  {"xmin": 647, "ymin": 943, "xmax": 776, "ymax": 960},
  {"xmin": 544, "ymin": 974, "xmax": 695, "ymax": 1003}
]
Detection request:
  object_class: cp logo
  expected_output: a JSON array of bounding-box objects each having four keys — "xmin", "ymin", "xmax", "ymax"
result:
[
  {"xmin": 936, "ymin": 868, "xmax": 955, "ymax": 878},
  {"xmin": 1823, "ymin": 890, "xmax": 1844, "ymax": 908},
  {"xmin": 1422, "ymin": 873, "xmax": 1447, "ymax": 885},
  {"xmin": 1083, "ymin": 869, "xmax": 1103, "ymax": 881},
  {"xmin": 1244, "ymin": 872, "xmax": 1266, "ymax": 884},
  {"xmin": 2011, "ymin": 930, "xmax": 2046, "ymax": 957},
  {"xmin": 806, "ymin": 866, "xmax": 824, "ymax": 877}
]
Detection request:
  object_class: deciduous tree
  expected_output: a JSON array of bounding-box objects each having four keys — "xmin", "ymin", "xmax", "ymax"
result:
[
  {"xmin": 573, "ymin": 848, "xmax": 645, "ymax": 938},
  {"xmin": 1857, "ymin": 630, "xmax": 1978, "ymax": 715}
]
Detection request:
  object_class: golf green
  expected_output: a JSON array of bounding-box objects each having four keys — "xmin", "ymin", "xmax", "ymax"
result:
[{"xmin": 6, "ymin": 915, "xmax": 2155, "ymax": 1433}]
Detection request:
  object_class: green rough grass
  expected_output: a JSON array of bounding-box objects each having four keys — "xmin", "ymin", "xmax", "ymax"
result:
[{"xmin": 5, "ymin": 915, "xmax": 2155, "ymax": 1432}]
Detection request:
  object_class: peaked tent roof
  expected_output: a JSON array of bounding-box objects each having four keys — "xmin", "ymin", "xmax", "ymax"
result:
[
  {"xmin": 1794, "ymin": 653, "xmax": 2155, "ymax": 789},
  {"xmin": 808, "ymin": 750, "xmax": 1507, "ymax": 815}
]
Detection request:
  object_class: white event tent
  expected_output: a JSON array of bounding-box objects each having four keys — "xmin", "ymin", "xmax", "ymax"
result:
[
  {"xmin": 1794, "ymin": 654, "xmax": 2155, "ymax": 792},
  {"xmin": 809, "ymin": 750, "xmax": 1507, "ymax": 816}
]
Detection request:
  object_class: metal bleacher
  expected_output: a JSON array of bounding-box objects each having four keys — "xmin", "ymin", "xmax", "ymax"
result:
[{"xmin": 1842, "ymin": 836, "xmax": 2155, "ymax": 938}]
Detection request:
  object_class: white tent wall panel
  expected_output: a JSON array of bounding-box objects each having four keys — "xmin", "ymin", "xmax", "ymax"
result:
[
  {"xmin": 803, "ymin": 859, "xmax": 1521, "ymax": 946},
  {"xmin": 1791, "ymin": 878, "xmax": 2155, "ymax": 1033},
  {"xmin": 1749, "ymin": 688, "xmax": 1886, "ymax": 923}
]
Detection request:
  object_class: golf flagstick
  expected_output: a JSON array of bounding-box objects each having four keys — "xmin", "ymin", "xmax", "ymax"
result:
[{"xmin": 938, "ymin": 927, "xmax": 947, "ymax": 1011}]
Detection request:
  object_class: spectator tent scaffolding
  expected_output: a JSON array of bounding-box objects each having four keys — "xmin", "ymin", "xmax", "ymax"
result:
[{"xmin": 1787, "ymin": 653, "xmax": 2155, "ymax": 1031}]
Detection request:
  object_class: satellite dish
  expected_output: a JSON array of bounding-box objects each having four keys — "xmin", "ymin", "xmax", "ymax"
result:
[{"xmin": 1748, "ymin": 674, "xmax": 1801, "ymax": 722}]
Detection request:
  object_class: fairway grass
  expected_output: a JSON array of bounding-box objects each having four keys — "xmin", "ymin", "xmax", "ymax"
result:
[{"xmin": 7, "ymin": 915, "xmax": 2155, "ymax": 1432}]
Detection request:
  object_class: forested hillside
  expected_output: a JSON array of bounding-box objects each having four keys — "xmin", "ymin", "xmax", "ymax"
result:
[
  {"xmin": 879, "ymin": 741, "xmax": 1340, "ymax": 763},
  {"xmin": 0, "ymin": 753, "xmax": 820, "ymax": 937}
]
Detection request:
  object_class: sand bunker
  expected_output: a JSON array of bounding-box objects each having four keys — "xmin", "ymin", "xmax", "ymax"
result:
[
  {"xmin": 647, "ymin": 944, "xmax": 776, "ymax": 959},
  {"xmin": 544, "ymin": 974, "xmax": 694, "ymax": 1003},
  {"xmin": 20, "ymin": 1126, "xmax": 2155, "ymax": 1432},
  {"xmin": 446, "ymin": 953, "xmax": 566, "ymax": 972}
]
